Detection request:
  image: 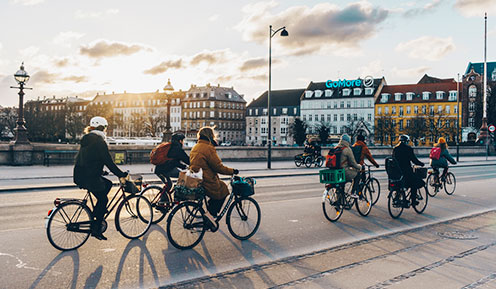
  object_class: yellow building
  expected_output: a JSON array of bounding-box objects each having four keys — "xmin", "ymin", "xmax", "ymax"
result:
[{"xmin": 374, "ymin": 79, "xmax": 461, "ymax": 147}]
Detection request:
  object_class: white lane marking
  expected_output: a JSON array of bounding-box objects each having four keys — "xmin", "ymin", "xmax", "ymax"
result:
[
  {"xmin": 289, "ymin": 220, "xmax": 299, "ymax": 223},
  {"xmin": 102, "ymin": 248, "xmax": 116, "ymax": 253},
  {"xmin": 0, "ymin": 252, "xmax": 61, "ymax": 275}
]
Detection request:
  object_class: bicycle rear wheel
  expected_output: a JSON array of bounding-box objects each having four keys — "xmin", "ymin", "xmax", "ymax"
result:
[
  {"xmin": 444, "ymin": 172, "xmax": 456, "ymax": 195},
  {"xmin": 304, "ymin": 156, "xmax": 313, "ymax": 168},
  {"xmin": 140, "ymin": 185, "xmax": 168, "ymax": 224},
  {"xmin": 356, "ymin": 185, "xmax": 373, "ymax": 216},
  {"xmin": 46, "ymin": 201, "xmax": 91, "ymax": 251},
  {"xmin": 388, "ymin": 190, "xmax": 404, "ymax": 219},
  {"xmin": 413, "ymin": 186, "xmax": 428, "ymax": 214},
  {"xmin": 368, "ymin": 177, "xmax": 381, "ymax": 205},
  {"xmin": 227, "ymin": 197, "xmax": 261, "ymax": 240},
  {"xmin": 322, "ymin": 188, "xmax": 343, "ymax": 222},
  {"xmin": 167, "ymin": 201, "xmax": 206, "ymax": 250},
  {"xmin": 426, "ymin": 174, "xmax": 438, "ymax": 197},
  {"xmin": 115, "ymin": 194, "xmax": 152, "ymax": 239},
  {"xmin": 315, "ymin": 156, "xmax": 324, "ymax": 167}
]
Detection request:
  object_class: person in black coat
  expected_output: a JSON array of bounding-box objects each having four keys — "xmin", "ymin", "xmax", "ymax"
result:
[
  {"xmin": 392, "ymin": 135, "xmax": 425, "ymax": 205},
  {"xmin": 73, "ymin": 116, "xmax": 127, "ymax": 240},
  {"xmin": 154, "ymin": 133, "xmax": 190, "ymax": 204}
]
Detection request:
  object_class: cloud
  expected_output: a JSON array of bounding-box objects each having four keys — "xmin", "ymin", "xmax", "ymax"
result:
[
  {"xmin": 358, "ymin": 60, "xmax": 384, "ymax": 77},
  {"xmin": 403, "ymin": 0, "xmax": 443, "ymax": 17},
  {"xmin": 396, "ymin": 36, "xmax": 455, "ymax": 61},
  {"xmin": 392, "ymin": 66, "xmax": 431, "ymax": 79},
  {"xmin": 80, "ymin": 40, "xmax": 151, "ymax": 58},
  {"xmin": 455, "ymin": 0, "xmax": 496, "ymax": 17},
  {"xmin": 30, "ymin": 70, "xmax": 59, "ymax": 84},
  {"xmin": 236, "ymin": 1, "xmax": 388, "ymax": 56},
  {"xmin": 54, "ymin": 58, "xmax": 70, "ymax": 67},
  {"xmin": 208, "ymin": 14, "xmax": 219, "ymax": 22},
  {"xmin": 190, "ymin": 50, "xmax": 228, "ymax": 65},
  {"xmin": 75, "ymin": 9, "xmax": 119, "ymax": 19},
  {"xmin": 11, "ymin": 0, "xmax": 44, "ymax": 6},
  {"xmin": 20, "ymin": 46, "xmax": 39, "ymax": 58},
  {"xmin": 53, "ymin": 31, "xmax": 85, "ymax": 46},
  {"xmin": 143, "ymin": 59, "xmax": 184, "ymax": 75},
  {"xmin": 62, "ymin": 75, "xmax": 88, "ymax": 83}
]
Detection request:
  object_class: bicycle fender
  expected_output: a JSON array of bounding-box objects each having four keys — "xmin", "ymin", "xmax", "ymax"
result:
[{"xmin": 322, "ymin": 189, "xmax": 329, "ymax": 203}]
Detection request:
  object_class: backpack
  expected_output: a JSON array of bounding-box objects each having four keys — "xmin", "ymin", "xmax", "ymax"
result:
[
  {"xmin": 351, "ymin": 145, "xmax": 362, "ymax": 164},
  {"xmin": 150, "ymin": 142, "xmax": 172, "ymax": 165},
  {"xmin": 429, "ymin": 147, "xmax": 441, "ymax": 160},
  {"xmin": 325, "ymin": 146, "xmax": 343, "ymax": 168}
]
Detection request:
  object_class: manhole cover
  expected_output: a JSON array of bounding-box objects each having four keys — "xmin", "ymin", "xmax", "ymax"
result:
[{"xmin": 438, "ymin": 231, "xmax": 478, "ymax": 240}]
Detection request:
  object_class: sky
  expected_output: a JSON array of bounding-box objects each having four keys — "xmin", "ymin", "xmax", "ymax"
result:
[{"xmin": 0, "ymin": 0, "xmax": 495, "ymax": 107}]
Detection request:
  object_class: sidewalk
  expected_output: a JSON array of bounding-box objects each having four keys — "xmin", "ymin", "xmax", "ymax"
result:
[{"xmin": 163, "ymin": 209, "xmax": 496, "ymax": 289}]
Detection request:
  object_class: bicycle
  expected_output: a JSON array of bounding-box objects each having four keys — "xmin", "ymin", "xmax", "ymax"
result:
[
  {"xmin": 426, "ymin": 167, "xmax": 456, "ymax": 197},
  {"xmin": 321, "ymin": 168, "xmax": 373, "ymax": 222},
  {"xmin": 387, "ymin": 166, "xmax": 428, "ymax": 219},
  {"xmin": 166, "ymin": 176, "xmax": 261, "ymax": 250},
  {"xmin": 45, "ymin": 174, "xmax": 153, "ymax": 251},
  {"xmin": 357, "ymin": 164, "xmax": 381, "ymax": 206},
  {"xmin": 140, "ymin": 175, "xmax": 176, "ymax": 224}
]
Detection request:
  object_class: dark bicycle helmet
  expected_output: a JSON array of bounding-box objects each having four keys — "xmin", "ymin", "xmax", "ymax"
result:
[{"xmin": 171, "ymin": 132, "xmax": 185, "ymax": 142}]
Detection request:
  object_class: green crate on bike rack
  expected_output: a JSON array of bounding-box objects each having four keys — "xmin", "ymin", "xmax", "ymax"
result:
[{"xmin": 319, "ymin": 169, "xmax": 345, "ymax": 184}]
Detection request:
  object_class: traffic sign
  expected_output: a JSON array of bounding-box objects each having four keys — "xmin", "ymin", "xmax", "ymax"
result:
[{"xmin": 489, "ymin": 125, "xmax": 495, "ymax": 133}]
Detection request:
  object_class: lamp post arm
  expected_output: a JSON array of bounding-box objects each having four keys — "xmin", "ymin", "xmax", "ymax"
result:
[{"xmin": 270, "ymin": 26, "xmax": 286, "ymax": 38}]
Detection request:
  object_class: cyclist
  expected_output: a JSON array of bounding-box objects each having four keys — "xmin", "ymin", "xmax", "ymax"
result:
[
  {"xmin": 352, "ymin": 134, "xmax": 380, "ymax": 194},
  {"xmin": 154, "ymin": 132, "xmax": 190, "ymax": 205},
  {"xmin": 189, "ymin": 127, "xmax": 239, "ymax": 224},
  {"xmin": 73, "ymin": 116, "xmax": 128, "ymax": 240},
  {"xmin": 392, "ymin": 135, "xmax": 425, "ymax": 206},
  {"xmin": 430, "ymin": 137, "xmax": 457, "ymax": 184},
  {"xmin": 336, "ymin": 134, "xmax": 362, "ymax": 198}
]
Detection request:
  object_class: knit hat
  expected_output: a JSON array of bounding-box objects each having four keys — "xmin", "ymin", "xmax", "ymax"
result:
[{"xmin": 340, "ymin": 134, "xmax": 351, "ymax": 143}]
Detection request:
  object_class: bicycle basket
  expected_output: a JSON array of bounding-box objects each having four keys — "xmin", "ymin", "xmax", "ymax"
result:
[
  {"xmin": 232, "ymin": 177, "xmax": 255, "ymax": 197},
  {"xmin": 319, "ymin": 168, "xmax": 345, "ymax": 184},
  {"xmin": 414, "ymin": 167, "xmax": 428, "ymax": 179},
  {"xmin": 173, "ymin": 185, "xmax": 205, "ymax": 201}
]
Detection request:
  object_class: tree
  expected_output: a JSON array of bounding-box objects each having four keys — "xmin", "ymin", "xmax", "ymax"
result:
[
  {"xmin": 316, "ymin": 122, "xmax": 331, "ymax": 145},
  {"xmin": 130, "ymin": 112, "xmax": 147, "ymax": 137},
  {"xmin": 143, "ymin": 109, "xmax": 167, "ymax": 137},
  {"xmin": 0, "ymin": 107, "xmax": 17, "ymax": 139},
  {"xmin": 404, "ymin": 114, "xmax": 428, "ymax": 146},
  {"xmin": 290, "ymin": 118, "xmax": 307, "ymax": 146},
  {"xmin": 65, "ymin": 102, "xmax": 85, "ymax": 141},
  {"xmin": 85, "ymin": 103, "xmax": 115, "ymax": 135}
]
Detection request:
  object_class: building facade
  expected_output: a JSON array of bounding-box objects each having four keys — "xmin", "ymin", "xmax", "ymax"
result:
[
  {"xmin": 182, "ymin": 84, "xmax": 246, "ymax": 145},
  {"xmin": 246, "ymin": 89, "xmax": 303, "ymax": 146},
  {"xmin": 300, "ymin": 77, "xmax": 385, "ymax": 143},
  {"xmin": 375, "ymin": 76, "xmax": 460, "ymax": 146}
]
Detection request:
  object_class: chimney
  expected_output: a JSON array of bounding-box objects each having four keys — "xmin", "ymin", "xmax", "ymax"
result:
[
  {"xmin": 103, "ymin": 92, "xmax": 106, "ymax": 95},
  {"xmin": 217, "ymin": 83, "xmax": 220, "ymax": 87},
  {"xmin": 112, "ymin": 91, "xmax": 115, "ymax": 94}
]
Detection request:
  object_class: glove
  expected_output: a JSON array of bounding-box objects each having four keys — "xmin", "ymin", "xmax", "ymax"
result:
[
  {"xmin": 233, "ymin": 169, "xmax": 239, "ymax": 175},
  {"xmin": 375, "ymin": 164, "xmax": 380, "ymax": 168}
]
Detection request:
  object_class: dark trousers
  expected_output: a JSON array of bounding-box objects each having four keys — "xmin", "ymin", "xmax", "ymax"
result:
[
  {"xmin": 157, "ymin": 167, "xmax": 180, "ymax": 202},
  {"xmin": 91, "ymin": 177, "xmax": 113, "ymax": 231},
  {"xmin": 207, "ymin": 197, "xmax": 226, "ymax": 216},
  {"xmin": 351, "ymin": 171, "xmax": 362, "ymax": 194}
]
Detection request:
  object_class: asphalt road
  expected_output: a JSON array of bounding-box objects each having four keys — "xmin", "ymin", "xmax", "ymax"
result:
[{"xmin": 0, "ymin": 165, "xmax": 495, "ymax": 289}]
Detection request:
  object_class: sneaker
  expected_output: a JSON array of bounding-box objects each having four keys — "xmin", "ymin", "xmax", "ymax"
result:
[
  {"xmin": 91, "ymin": 232, "xmax": 107, "ymax": 241},
  {"xmin": 350, "ymin": 193, "xmax": 359, "ymax": 199}
]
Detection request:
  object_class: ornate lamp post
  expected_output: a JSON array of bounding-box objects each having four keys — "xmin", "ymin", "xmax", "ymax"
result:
[
  {"xmin": 267, "ymin": 25, "xmax": 288, "ymax": 169},
  {"xmin": 10, "ymin": 62, "xmax": 32, "ymax": 144},
  {"xmin": 162, "ymin": 78, "xmax": 174, "ymax": 142}
]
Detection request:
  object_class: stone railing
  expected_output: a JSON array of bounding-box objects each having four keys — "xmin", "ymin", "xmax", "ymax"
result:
[{"xmin": 0, "ymin": 142, "xmax": 489, "ymax": 166}]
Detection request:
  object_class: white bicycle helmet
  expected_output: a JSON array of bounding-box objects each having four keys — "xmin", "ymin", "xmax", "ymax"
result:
[{"xmin": 90, "ymin": 116, "xmax": 108, "ymax": 128}]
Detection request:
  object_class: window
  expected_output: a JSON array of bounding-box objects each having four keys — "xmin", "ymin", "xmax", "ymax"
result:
[
  {"xmin": 327, "ymin": 114, "xmax": 331, "ymax": 122},
  {"xmin": 449, "ymin": 91, "xmax": 457, "ymax": 101},
  {"xmin": 353, "ymin": 113, "xmax": 357, "ymax": 121},
  {"xmin": 406, "ymin": 92, "xmax": 414, "ymax": 100},
  {"xmin": 305, "ymin": 91, "xmax": 313, "ymax": 98},
  {"xmin": 262, "ymin": 108, "xmax": 267, "ymax": 115},
  {"xmin": 347, "ymin": 114, "xmax": 351, "ymax": 121},
  {"xmin": 325, "ymin": 90, "xmax": 333, "ymax": 97},
  {"xmin": 303, "ymin": 114, "xmax": 307, "ymax": 121},
  {"xmin": 315, "ymin": 90, "xmax": 322, "ymax": 98},
  {"xmin": 340, "ymin": 114, "xmax": 344, "ymax": 121},
  {"xmin": 422, "ymin": 92, "xmax": 431, "ymax": 100},
  {"xmin": 365, "ymin": 87, "xmax": 373, "ymax": 95},
  {"xmin": 469, "ymin": 117, "xmax": 475, "ymax": 127},
  {"xmin": 399, "ymin": 106, "xmax": 404, "ymax": 116},
  {"xmin": 381, "ymin": 93, "xmax": 390, "ymax": 103},
  {"xmin": 321, "ymin": 114, "xmax": 324, "ymax": 122},
  {"xmin": 395, "ymin": 93, "xmax": 402, "ymax": 101},
  {"xmin": 493, "ymin": 69, "xmax": 496, "ymax": 81},
  {"xmin": 406, "ymin": 106, "xmax": 411, "ymax": 114},
  {"xmin": 469, "ymin": 102, "xmax": 475, "ymax": 112},
  {"xmin": 334, "ymin": 114, "xmax": 337, "ymax": 121},
  {"xmin": 315, "ymin": 114, "xmax": 318, "ymax": 121},
  {"xmin": 261, "ymin": 118, "xmax": 266, "ymax": 125},
  {"xmin": 347, "ymin": 101, "xmax": 351, "ymax": 108},
  {"xmin": 367, "ymin": 114, "xmax": 372, "ymax": 121},
  {"xmin": 210, "ymin": 101, "xmax": 215, "ymax": 108},
  {"xmin": 430, "ymin": 105, "xmax": 434, "ymax": 115},
  {"xmin": 282, "ymin": 108, "xmax": 288, "ymax": 114},
  {"xmin": 406, "ymin": 120, "xmax": 411, "ymax": 127},
  {"xmin": 438, "ymin": 105, "xmax": 442, "ymax": 113},
  {"xmin": 399, "ymin": 120, "xmax": 403, "ymax": 130},
  {"xmin": 353, "ymin": 88, "xmax": 362, "ymax": 95},
  {"xmin": 340, "ymin": 101, "xmax": 344, "ymax": 108},
  {"xmin": 422, "ymin": 105, "xmax": 426, "ymax": 114},
  {"xmin": 445, "ymin": 105, "xmax": 450, "ymax": 114},
  {"xmin": 392, "ymin": 107, "xmax": 396, "ymax": 115},
  {"xmin": 249, "ymin": 109, "xmax": 252, "ymax": 116},
  {"xmin": 209, "ymin": 111, "xmax": 214, "ymax": 118},
  {"xmin": 436, "ymin": 91, "xmax": 444, "ymax": 100},
  {"xmin": 385, "ymin": 107, "xmax": 389, "ymax": 114},
  {"xmin": 378, "ymin": 107, "xmax": 382, "ymax": 115},
  {"xmin": 469, "ymin": 85, "xmax": 477, "ymax": 98},
  {"xmin": 446, "ymin": 120, "xmax": 450, "ymax": 128},
  {"xmin": 273, "ymin": 108, "xmax": 277, "ymax": 115},
  {"xmin": 309, "ymin": 115, "xmax": 313, "ymax": 121},
  {"xmin": 343, "ymin": 89, "xmax": 351, "ymax": 96}
]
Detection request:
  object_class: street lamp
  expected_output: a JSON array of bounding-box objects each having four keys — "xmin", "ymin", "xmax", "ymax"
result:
[
  {"xmin": 267, "ymin": 25, "xmax": 288, "ymax": 169},
  {"xmin": 10, "ymin": 62, "xmax": 32, "ymax": 144},
  {"xmin": 456, "ymin": 73, "xmax": 460, "ymax": 162},
  {"xmin": 162, "ymin": 78, "xmax": 174, "ymax": 142}
]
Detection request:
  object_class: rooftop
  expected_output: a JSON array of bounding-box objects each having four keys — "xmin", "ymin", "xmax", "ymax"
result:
[{"xmin": 247, "ymin": 88, "xmax": 304, "ymax": 108}]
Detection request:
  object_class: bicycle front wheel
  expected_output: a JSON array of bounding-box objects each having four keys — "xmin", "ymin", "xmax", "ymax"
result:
[
  {"xmin": 388, "ymin": 190, "xmax": 404, "ymax": 219},
  {"xmin": 46, "ymin": 201, "xmax": 91, "ymax": 251},
  {"xmin": 141, "ymin": 185, "xmax": 168, "ymax": 224},
  {"xmin": 368, "ymin": 177, "xmax": 381, "ymax": 205},
  {"xmin": 227, "ymin": 197, "xmax": 261, "ymax": 240},
  {"xmin": 115, "ymin": 194, "xmax": 152, "ymax": 239},
  {"xmin": 413, "ymin": 186, "xmax": 428, "ymax": 214},
  {"xmin": 166, "ymin": 201, "xmax": 206, "ymax": 250},
  {"xmin": 426, "ymin": 174, "xmax": 438, "ymax": 197},
  {"xmin": 444, "ymin": 172, "xmax": 456, "ymax": 195},
  {"xmin": 315, "ymin": 156, "xmax": 324, "ymax": 168},
  {"xmin": 356, "ymin": 185, "xmax": 373, "ymax": 216},
  {"xmin": 322, "ymin": 188, "xmax": 343, "ymax": 222},
  {"xmin": 304, "ymin": 156, "xmax": 313, "ymax": 168}
]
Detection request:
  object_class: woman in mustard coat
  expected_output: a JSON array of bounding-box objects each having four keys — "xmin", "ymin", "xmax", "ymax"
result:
[{"xmin": 190, "ymin": 127, "xmax": 239, "ymax": 216}]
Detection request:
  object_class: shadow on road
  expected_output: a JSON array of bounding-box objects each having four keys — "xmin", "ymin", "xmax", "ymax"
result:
[{"xmin": 29, "ymin": 250, "xmax": 80, "ymax": 289}]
